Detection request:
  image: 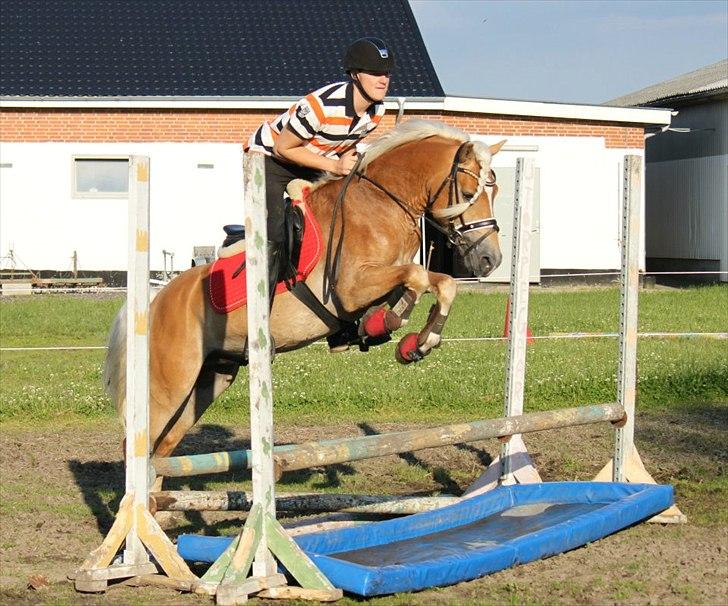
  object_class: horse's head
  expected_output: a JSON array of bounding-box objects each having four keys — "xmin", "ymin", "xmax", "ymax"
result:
[{"xmin": 427, "ymin": 138, "xmax": 506, "ymax": 277}]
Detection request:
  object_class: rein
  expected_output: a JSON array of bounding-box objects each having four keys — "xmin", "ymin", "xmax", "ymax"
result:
[{"xmin": 322, "ymin": 153, "xmax": 364, "ymax": 306}]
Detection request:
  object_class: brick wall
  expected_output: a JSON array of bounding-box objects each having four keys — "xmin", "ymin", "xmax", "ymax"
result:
[{"xmin": 0, "ymin": 107, "xmax": 644, "ymax": 148}]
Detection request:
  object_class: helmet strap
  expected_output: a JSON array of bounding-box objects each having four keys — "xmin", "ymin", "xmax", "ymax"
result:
[{"xmin": 351, "ymin": 73, "xmax": 377, "ymax": 106}]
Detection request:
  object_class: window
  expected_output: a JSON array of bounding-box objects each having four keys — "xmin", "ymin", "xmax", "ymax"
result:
[{"xmin": 72, "ymin": 157, "xmax": 129, "ymax": 198}]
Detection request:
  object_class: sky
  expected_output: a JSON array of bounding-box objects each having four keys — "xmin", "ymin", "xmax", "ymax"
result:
[{"xmin": 409, "ymin": 0, "xmax": 728, "ymax": 104}]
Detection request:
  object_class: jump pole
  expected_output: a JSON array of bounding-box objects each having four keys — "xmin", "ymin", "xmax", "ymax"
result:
[
  {"xmin": 152, "ymin": 402, "xmax": 625, "ymax": 480},
  {"xmin": 196, "ymin": 152, "xmax": 341, "ymax": 605},
  {"xmin": 74, "ymin": 156, "xmax": 197, "ymax": 592}
]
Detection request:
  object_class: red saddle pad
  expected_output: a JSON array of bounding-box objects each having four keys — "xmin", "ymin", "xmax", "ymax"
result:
[{"xmin": 208, "ymin": 202, "xmax": 323, "ymax": 314}]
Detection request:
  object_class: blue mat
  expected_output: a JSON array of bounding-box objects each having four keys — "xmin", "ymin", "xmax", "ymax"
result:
[{"xmin": 177, "ymin": 481, "xmax": 673, "ymax": 596}]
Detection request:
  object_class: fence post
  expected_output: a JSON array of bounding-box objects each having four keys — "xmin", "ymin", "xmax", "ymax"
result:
[
  {"xmin": 613, "ymin": 155, "xmax": 640, "ymax": 482},
  {"xmin": 123, "ymin": 155, "xmax": 152, "ymax": 564}
]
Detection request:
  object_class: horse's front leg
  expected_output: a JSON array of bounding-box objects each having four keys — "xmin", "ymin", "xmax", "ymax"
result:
[{"xmin": 344, "ymin": 263, "xmax": 457, "ymax": 363}]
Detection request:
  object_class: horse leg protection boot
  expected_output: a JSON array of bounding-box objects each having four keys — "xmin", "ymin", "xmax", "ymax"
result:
[
  {"xmin": 395, "ymin": 303, "xmax": 448, "ymax": 364},
  {"xmin": 360, "ymin": 289, "xmax": 418, "ymax": 339}
]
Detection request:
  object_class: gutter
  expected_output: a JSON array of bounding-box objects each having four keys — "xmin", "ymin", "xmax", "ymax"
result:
[{"xmin": 0, "ymin": 94, "xmax": 672, "ymax": 126}]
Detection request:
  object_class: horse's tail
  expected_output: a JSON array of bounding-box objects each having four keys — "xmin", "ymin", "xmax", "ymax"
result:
[
  {"xmin": 102, "ymin": 301, "xmax": 128, "ymax": 419},
  {"xmin": 102, "ymin": 290, "xmax": 159, "ymax": 421}
]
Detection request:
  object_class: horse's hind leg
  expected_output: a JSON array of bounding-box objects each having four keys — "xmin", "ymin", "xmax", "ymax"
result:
[
  {"xmin": 151, "ymin": 363, "xmax": 240, "ymax": 459},
  {"xmin": 149, "ymin": 363, "xmax": 239, "ymax": 496}
]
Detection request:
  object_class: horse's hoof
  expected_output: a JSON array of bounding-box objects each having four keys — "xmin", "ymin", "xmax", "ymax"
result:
[{"xmin": 395, "ymin": 332, "xmax": 422, "ymax": 364}]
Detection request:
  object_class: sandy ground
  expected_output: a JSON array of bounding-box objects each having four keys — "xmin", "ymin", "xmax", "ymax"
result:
[{"xmin": 1, "ymin": 405, "xmax": 726, "ymax": 605}]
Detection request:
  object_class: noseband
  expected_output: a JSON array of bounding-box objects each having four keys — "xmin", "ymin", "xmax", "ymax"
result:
[{"xmin": 357, "ymin": 141, "xmax": 499, "ymax": 257}]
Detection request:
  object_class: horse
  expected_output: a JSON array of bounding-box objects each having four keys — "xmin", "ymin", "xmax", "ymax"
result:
[{"xmin": 103, "ymin": 119, "xmax": 505, "ymax": 469}]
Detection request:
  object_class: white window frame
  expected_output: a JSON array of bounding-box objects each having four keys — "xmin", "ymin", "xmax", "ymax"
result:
[{"xmin": 72, "ymin": 155, "xmax": 130, "ymax": 199}]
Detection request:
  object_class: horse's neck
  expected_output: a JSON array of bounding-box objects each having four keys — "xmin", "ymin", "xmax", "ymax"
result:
[
  {"xmin": 364, "ymin": 139, "xmax": 450, "ymax": 216},
  {"xmin": 307, "ymin": 138, "xmax": 451, "ymax": 222}
]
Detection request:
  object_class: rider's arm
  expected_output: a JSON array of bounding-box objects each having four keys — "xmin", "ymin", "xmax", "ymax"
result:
[
  {"xmin": 274, "ymin": 127, "xmax": 335, "ymax": 172},
  {"xmin": 274, "ymin": 127, "xmax": 357, "ymax": 176}
]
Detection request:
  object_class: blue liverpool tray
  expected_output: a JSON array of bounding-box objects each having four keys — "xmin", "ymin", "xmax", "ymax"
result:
[{"xmin": 177, "ymin": 481, "xmax": 673, "ymax": 596}]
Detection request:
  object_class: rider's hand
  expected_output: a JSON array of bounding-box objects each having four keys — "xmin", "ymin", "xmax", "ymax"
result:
[{"xmin": 334, "ymin": 150, "xmax": 358, "ymax": 176}]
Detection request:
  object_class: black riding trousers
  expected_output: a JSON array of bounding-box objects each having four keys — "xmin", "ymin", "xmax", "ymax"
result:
[{"xmin": 264, "ymin": 155, "xmax": 322, "ymax": 244}]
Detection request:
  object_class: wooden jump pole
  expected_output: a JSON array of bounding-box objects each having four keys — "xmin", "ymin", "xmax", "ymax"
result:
[
  {"xmin": 613, "ymin": 154, "xmax": 640, "ymax": 482},
  {"xmin": 153, "ymin": 402, "xmax": 624, "ymax": 479},
  {"xmin": 463, "ymin": 157, "xmax": 544, "ymax": 495},
  {"xmin": 499, "ymin": 157, "xmax": 540, "ymax": 484},
  {"xmin": 154, "ymin": 491, "xmax": 462, "ymax": 515},
  {"xmin": 74, "ymin": 156, "xmax": 196, "ymax": 592}
]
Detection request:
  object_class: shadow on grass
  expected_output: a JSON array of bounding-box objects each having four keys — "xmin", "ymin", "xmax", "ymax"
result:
[
  {"xmin": 66, "ymin": 423, "xmax": 367, "ymax": 535},
  {"xmin": 357, "ymin": 422, "xmax": 494, "ymax": 495},
  {"xmin": 67, "ymin": 458, "xmax": 125, "ymax": 534},
  {"xmin": 66, "ymin": 413, "xmax": 513, "ymax": 539},
  {"xmin": 637, "ymin": 401, "xmax": 728, "ymax": 467}
]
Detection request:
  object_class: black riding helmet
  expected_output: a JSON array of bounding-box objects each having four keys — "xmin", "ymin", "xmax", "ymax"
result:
[{"xmin": 343, "ymin": 37, "xmax": 395, "ymax": 73}]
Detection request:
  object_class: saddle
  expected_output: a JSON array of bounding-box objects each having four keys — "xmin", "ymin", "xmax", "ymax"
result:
[{"xmin": 208, "ymin": 181, "xmax": 322, "ymax": 314}]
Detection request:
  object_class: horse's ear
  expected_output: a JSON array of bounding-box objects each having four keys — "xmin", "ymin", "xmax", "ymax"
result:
[{"xmin": 489, "ymin": 139, "xmax": 507, "ymax": 155}]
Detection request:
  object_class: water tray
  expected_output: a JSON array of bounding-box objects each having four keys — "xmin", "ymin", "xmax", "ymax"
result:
[{"xmin": 177, "ymin": 481, "xmax": 673, "ymax": 596}]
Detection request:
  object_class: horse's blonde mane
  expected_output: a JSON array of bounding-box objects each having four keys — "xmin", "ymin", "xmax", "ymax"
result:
[
  {"xmin": 358, "ymin": 119, "xmax": 470, "ymax": 171},
  {"xmin": 311, "ymin": 119, "xmax": 492, "ymax": 192}
]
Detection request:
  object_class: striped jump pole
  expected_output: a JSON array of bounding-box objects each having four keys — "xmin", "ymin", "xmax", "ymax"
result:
[{"xmin": 153, "ymin": 403, "xmax": 625, "ymax": 479}]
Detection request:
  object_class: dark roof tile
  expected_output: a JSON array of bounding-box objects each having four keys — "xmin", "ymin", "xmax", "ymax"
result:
[{"xmin": 0, "ymin": 0, "xmax": 443, "ymax": 98}]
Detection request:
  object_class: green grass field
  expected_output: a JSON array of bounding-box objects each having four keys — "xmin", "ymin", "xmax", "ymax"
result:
[
  {"xmin": 1, "ymin": 286, "xmax": 726, "ymax": 425},
  {"xmin": 1, "ymin": 287, "xmax": 726, "ymax": 606}
]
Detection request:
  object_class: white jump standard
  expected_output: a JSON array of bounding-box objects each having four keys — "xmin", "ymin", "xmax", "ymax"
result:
[{"xmin": 74, "ymin": 157, "xmax": 196, "ymax": 592}]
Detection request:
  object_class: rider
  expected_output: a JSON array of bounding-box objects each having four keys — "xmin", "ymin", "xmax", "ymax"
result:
[{"xmin": 244, "ymin": 37, "xmax": 395, "ymax": 316}]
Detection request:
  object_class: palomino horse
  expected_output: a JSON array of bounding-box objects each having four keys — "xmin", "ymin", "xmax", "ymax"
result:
[{"xmin": 104, "ymin": 119, "xmax": 505, "ymax": 464}]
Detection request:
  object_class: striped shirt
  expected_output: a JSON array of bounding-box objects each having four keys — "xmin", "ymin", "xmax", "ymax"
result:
[{"xmin": 246, "ymin": 81, "xmax": 385, "ymax": 159}]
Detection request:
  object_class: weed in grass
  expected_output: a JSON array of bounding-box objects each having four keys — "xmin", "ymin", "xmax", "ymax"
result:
[
  {"xmin": 558, "ymin": 455, "xmax": 586, "ymax": 479},
  {"xmin": 625, "ymin": 560, "xmax": 643, "ymax": 573},
  {"xmin": 549, "ymin": 578, "xmax": 588, "ymax": 600},
  {"xmin": 671, "ymin": 582, "xmax": 699, "ymax": 602},
  {"xmin": 390, "ymin": 460, "xmax": 433, "ymax": 486}
]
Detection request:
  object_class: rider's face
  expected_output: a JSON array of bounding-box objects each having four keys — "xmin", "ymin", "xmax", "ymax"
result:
[{"xmin": 354, "ymin": 70, "xmax": 391, "ymax": 102}]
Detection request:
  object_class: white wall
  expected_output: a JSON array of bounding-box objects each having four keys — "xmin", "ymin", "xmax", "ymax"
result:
[
  {"xmin": 0, "ymin": 137, "xmax": 645, "ymax": 276},
  {"xmin": 0, "ymin": 142, "xmax": 244, "ymax": 273},
  {"xmin": 474, "ymin": 135, "xmax": 645, "ymax": 272}
]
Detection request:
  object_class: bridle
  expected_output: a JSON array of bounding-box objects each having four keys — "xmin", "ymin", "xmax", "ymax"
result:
[{"xmin": 356, "ymin": 141, "xmax": 499, "ymax": 258}]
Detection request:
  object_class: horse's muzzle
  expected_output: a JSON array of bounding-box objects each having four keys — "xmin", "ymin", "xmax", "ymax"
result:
[{"xmin": 462, "ymin": 238, "xmax": 502, "ymax": 277}]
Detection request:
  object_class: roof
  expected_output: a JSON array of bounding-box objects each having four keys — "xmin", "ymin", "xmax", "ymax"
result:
[
  {"xmin": 607, "ymin": 59, "xmax": 728, "ymax": 107},
  {"xmin": 0, "ymin": 0, "xmax": 443, "ymax": 98}
]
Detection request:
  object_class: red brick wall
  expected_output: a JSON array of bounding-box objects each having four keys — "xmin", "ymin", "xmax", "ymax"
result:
[{"xmin": 0, "ymin": 108, "xmax": 644, "ymax": 148}]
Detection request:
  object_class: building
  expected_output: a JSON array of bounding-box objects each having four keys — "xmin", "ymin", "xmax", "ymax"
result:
[
  {"xmin": 609, "ymin": 59, "xmax": 727, "ymax": 283},
  {"xmin": 0, "ymin": 0, "xmax": 671, "ymax": 284}
]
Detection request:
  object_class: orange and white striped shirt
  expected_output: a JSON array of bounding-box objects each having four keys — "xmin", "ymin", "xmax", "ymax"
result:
[{"xmin": 246, "ymin": 81, "xmax": 385, "ymax": 159}]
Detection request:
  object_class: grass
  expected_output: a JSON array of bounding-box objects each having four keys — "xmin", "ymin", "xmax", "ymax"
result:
[{"xmin": 0, "ymin": 286, "xmax": 726, "ymax": 425}]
